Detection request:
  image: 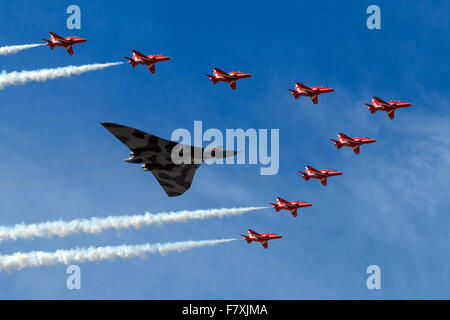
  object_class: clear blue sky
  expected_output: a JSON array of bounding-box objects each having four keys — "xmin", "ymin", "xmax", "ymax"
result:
[{"xmin": 0, "ymin": 0, "xmax": 449, "ymax": 299}]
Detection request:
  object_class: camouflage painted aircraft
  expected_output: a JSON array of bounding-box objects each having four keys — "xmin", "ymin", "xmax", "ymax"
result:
[{"xmin": 101, "ymin": 123, "xmax": 237, "ymax": 197}]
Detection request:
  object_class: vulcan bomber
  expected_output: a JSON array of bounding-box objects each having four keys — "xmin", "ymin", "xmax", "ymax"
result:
[{"xmin": 101, "ymin": 123, "xmax": 237, "ymax": 197}]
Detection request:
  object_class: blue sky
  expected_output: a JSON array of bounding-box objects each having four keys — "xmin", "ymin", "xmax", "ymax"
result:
[{"xmin": 0, "ymin": 0, "xmax": 449, "ymax": 299}]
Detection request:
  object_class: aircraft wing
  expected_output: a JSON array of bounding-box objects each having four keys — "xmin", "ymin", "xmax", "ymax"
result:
[
  {"xmin": 151, "ymin": 164, "xmax": 201, "ymax": 197},
  {"xmin": 132, "ymin": 50, "xmax": 148, "ymax": 59},
  {"xmin": 310, "ymin": 95, "xmax": 318, "ymax": 104},
  {"xmin": 147, "ymin": 64, "xmax": 156, "ymax": 74},
  {"xmin": 248, "ymin": 229, "xmax": 263, "ymax": 239},
  {"xmin": 373, "ymin": 96, "xmax": 389, "ymax": 106},
  {"xmin": 387, "ymin": 109, "xmax": 395, "ymax": 120},
  {"xmin": 64, "ymin": 45, "xmax": 73, "ymax": 55},
  {"xmin": 228, "ymin": 80, "xmax": 237, "ymax": 90},
  {"xmin": 101, "ymin": 122, "xmax": 179, "ymax": 153},
  {"xmin": 49, "ymin": 32, "xmax": 69, "ymax": 43},
  {"xmin": 262, "ymin": 241, "xmax": 268, "ymax": 249},
  {"xmin": 213, "ymin": 68, "xmax": 231, "ymax": 79},
  {"xmin": 307, "ymin": 166, "xmax": 322, "ymax": 175},
  {"xmin": 339, "ymin": 133, "xmax": 353, "ymax": 142},
  {"xmin": 320, "ymin": 177, "xmax": 328, "ymax": 186},
  {"xmin": 295, "ymin": 82, "xmax": 312, "ymax": 92}
]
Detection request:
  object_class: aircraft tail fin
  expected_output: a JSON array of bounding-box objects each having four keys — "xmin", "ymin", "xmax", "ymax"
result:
[
  {"xmin": 206, "ymin": 74, "xmax": 218, "ymax": 84},
  {"xmin": 288, "ymin": 89, "xmax": 300, "ymax": 99},
  {"xmin": 125, "ymin": 57, "xmax": 137, "ymax": 68},
  {"xmin": 365, "ymin": 103, "xmax": 377, "ymax": 113},
  {"xmin": 42, "ymin": 39, "xmax": 55, "ymax": 50},
  {"xmin": 298, "ymin": 171, "xmax": 310, "ymax": 181},
  {"xmin": 241, "ymin": 235, "xmax": 252, "ymax": 244},
  {"xmin": 269, "ymin": 203, "xmax": 280, "ymax": 211},
  {"xmin": 330, "ymin": 139, "xmax": 341, "ymax": 149}
]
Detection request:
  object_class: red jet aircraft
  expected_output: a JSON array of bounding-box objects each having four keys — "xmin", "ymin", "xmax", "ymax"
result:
[
  {"xmin": 42, "ymin": 32, "xmax": 87, "ymax": 55},
  {"xmin": 299, "ymin": 166, "xmax": 343, "ymax": 186},
  {"xmin": 365, "ymin": 96, "xmax": 412, "ymax": 120},
  {"xmin": 206, "ymin": 67, "xmax": 252, "ymax": 90},
  {"xmin": 330, "ymin": 133, "xmax": 376, "ymax": 155},
  {"xmin": 125, "ymin": 50, "xmax": 171, "ymax": 74},
  {"xmin": 270, "ymin": 197, "xmax": 312, "ymax": 217},
  {"xmin": 241, "ymin": 229, "xmax": 282, "ymax": 249},
  {"xmin": 288, "ymin": 82, "xmax": 334, "ymax": 104}
]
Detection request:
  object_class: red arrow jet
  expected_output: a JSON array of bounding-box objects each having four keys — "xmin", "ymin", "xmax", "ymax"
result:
[
  {"xmin": 365, "ymin": 96, "xmax": 412, "ymax": 120},
  {"xmin": 269, "ymin": 197, "xmax": 312, "ymax": 217},
  {"xmin": 206, "ymin": 67, "xmax": 252, "ymax": 90},
  {"xmin": 42, "ymin": 32, "xmax": 87, "ymax": 55},
  {"xmin": 330, "ymin": 133, "xmax": 376, "ymax": 155},
  {"xmin": 241, "ymin": 229, "xmax": 282, "ymax": 249},
  {"xmin": 288, "ymin": 82, "xmax": 334, "ymax": 104},
  {"xmin": 125, "ymin": 50, "xmax": 171, "ymax": 74},
  {"xmin": 299, "ymin": 166, "xmax": 343, "ymax": 186}
]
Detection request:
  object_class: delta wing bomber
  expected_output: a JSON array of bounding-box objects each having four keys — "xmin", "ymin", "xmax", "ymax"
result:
[{"xmin": 101, "ymin": 123, "xmax": 237, "ymax": 197}]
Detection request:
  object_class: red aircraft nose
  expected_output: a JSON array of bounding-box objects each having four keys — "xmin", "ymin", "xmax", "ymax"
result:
[{"xmin": 74, "ymin": 37, "xmax": 88, "ymax": 43}]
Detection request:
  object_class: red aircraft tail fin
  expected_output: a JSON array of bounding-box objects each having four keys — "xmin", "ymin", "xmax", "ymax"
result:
[
  {"xmin": 270, "ymin": 204, "xmax": 281, "ymax": 212},
  {"xmin": 241, "ymin": 235, "xmax": 252, "ymax": 244},
  {"xmin": 288, "ymin": 89, "xmax": 300, "ymax": 99},
  {"xmin": 125, "ymin": 57, "xmax": 137, "ymax": 68},
  {"xmin": 365, "ymin": 103, "xmax": 377, "ymax": 113},
  {"xmin": 298, "ymin": 171, "xmax": 310, "ymax": 181},
  {"xmin": 330, "ymin": 139, "xmax": 342, "ymax": 149},
  {"xmin": 206, "ymin": 74, "xmax": 218, "ymax": 84},
  {"xmin": 42, "ymin": 39, "xmax": 55, "ymax": 50}
]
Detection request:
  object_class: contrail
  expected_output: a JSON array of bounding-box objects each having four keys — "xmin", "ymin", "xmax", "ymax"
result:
[
  {"xmin": 0, "ymin": 62, "xmax": 124, "ymax": 90},
  {"xmin": 0, "ymin": 207, "xmax": 266, "ymax": 243},
  {"xmin": 0, "ymin": 239, "xmax": 237, "ymax": 271},
  {"xmin": 0, "ymin": 43, "xmax": 45, "ymax": 56}
]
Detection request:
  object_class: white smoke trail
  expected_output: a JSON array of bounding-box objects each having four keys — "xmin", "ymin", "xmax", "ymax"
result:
[
  {"xmin": 0, "ymin": 207, "xmax": 267, "ymax": 243},
  {"xmin": 0, "ymin": 62, "xmax": 124, "ymax": 90},
  {"xmin": 0, "ymin": 43, "xmax": 45, "ymax": 56},
  {"xmin": 0, "ymin": 239, "xmax": 237, "ymax": 271}
]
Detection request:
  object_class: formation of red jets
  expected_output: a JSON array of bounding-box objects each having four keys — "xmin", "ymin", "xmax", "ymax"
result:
[{"xmin": 42, "ymin": 32, "xmax": 413, "ymax": 250}]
